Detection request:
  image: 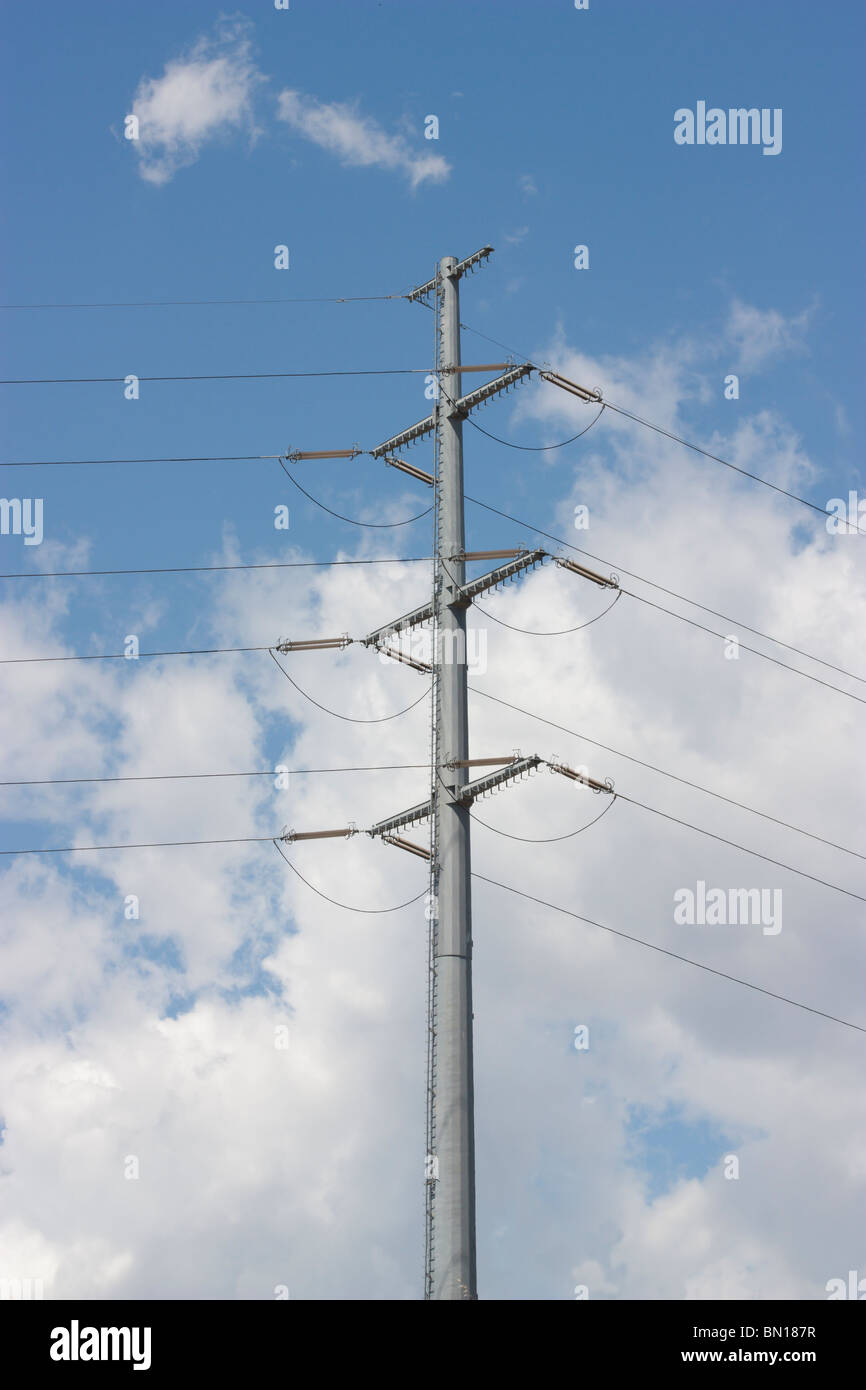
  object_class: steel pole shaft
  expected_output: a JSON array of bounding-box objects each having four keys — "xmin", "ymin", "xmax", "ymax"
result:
[{"xmin": 431, "ymin": 255, "xmax": 477, "ymax": 1300}]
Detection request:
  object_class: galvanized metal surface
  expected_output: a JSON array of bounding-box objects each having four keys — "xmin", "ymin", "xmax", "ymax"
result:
[{"xmin": 429, "ymin": 256, "xmax": 477, "ymax": 1300}]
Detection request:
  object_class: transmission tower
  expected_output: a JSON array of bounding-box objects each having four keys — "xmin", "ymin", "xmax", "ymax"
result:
[{"xmin": 277, "ymin": 248, "xmax": 614, "ymax": 1300}]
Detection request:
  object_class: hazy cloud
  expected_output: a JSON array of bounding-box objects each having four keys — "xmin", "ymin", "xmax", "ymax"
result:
[
  {"xmin": 725, "ymin": 299, "xmax": 813, "ymax": 372},
  {"xmin": 277, "ymin": 89, "xmax": 450, "ymax": 188}
]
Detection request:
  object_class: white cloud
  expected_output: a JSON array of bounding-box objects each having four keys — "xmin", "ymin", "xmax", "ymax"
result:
[
  {"xmin": 276, "ymin": 89, "xmax": 450, "ymax": 189},
  {"xmin": 833, "ymin": 401, "xmax": 850, "ymax": 437},
  {"xmin": 128, "ymin": 25, "xmax": 449, "ymax": 191},
  {"xmin": 1, "ymin": 311, "xmax": 864, "ymax": 1300},
  {"xmin": 130, "ymin": 20, "xmax": 264, "ymax": 186},
  {"xmin": 725, "ymin": 299, "xmax": 813, "ymax": 372},
  {"xmin": 518, "ymin": 173, "xmax": 537, "ymax": 196}
]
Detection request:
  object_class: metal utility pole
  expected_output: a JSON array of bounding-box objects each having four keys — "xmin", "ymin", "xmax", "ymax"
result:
[
  {"xmin": 429, "ymin": 255, "xmax": 476, "ymax": 1300},
  {"xmin": 276, "ymin": 247, "xmax": 613, "ymax": 1301}
]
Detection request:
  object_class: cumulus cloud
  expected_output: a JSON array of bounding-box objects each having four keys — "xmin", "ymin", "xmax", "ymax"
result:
[
  {"xmin": 2, "ymin": 309, "xmax": 864, "ymax": 1300},
  {"xmin": 130, "ymin": 20, "xmax": 265, "ymax": 186},
  {"xmin": 276, "ymin": 90, "xmax": 450, "ymax": 189}
]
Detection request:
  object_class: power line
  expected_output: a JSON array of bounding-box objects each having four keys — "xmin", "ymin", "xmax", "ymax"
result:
[
  {"xmin": 445, "ymin": 315, "xmax": 866, "ymax": 535},
  {"xmin": 615, "ymin": 793, "xmax": 865, "ymax": 903},
  {"xmin": 465, "ymin": 494, "xmax": 866, "ymax": 687},
  {"xmin": 2, "ymin": 813, "xmax": 857, "ymax": 1029},
  {"xmin": 600, "ymin": 397, "xmax": 866, "ymax": 536},
  {"xmin": 6, "ymin": 680, "xmax": 859, "ymax": 875},
  {"xmin": 279, "ymin": 458, "xmax": 433, "ymax": 529},
  {"xmin": 4, "ymin": 635, "xmax": 858, "ymax": 861},
  {"xmin": 0, "ymin": 763, "xmax": 428, "ymax": 789},
  {"xmin": 0, "ymin": 556, "xmax": 432, "ymax": 581},
  {"xmin": 5, "ymin": 456, "xmax": 855, "ymax": 690},
  {"xmin": 0, "ymin": 420, "xmax": 595, "ymax": 468},
  {"xmin": 0, "ymin": 293, "xmax": 407, "ymax": 310},
  {"xmin": 473, "ymin": 873, "xmax": 866, "ymax": 1036},
  {"xmin": 2, "ymin": 454, "xmax": 281, "ymax": 468},
  {"xmin": 5, "ymin": 534, "xmax": 857, "ymax": 704},
  {"xmin": 2, "ymin": 814, "xmax": 858, "ymax": 1030},
  {"xmin": 468, "ymin": 794, "xmax": 618, "ymax": 843},
  {"xmin": 0, "ymin": 367, "xmax": 432, "ymax": 386},
  {"xmin": 5, "ymin": 252, "xmax": 859, "ymax": 1304},
  {"xmin": 461, "ymin": 401, "xmax": 606, "ymax": 450},
  {"xmin": 461, "ymin": 506, "xmax": 861, "ymax": 701},
  {"xmin": 269, "ymin": 649, "xmax": 431, "ymax": 723},
  {"xmin": 3, "ymin": 450, "xmax": 850, "ymax": 690},
  {"xmin": 0, "ymin": 834, "xmax": 274, "ymax": 856},
  {"xmin": 273, "ymin": 840, "xmax": 428, "ymax": 913},
  {"xmin": 473, "ymin": 587, "xmax": 622, "ymax": 636},
  {"xmin": 456, "ymin": 319, "xmax": 532, "ymax": 360},
  {"xmin": 5, "ymin": 641, "xmax": 854, "ymax": 859},
  {"xmin": 0, "ymin": 644, "xmax": 271, "ymax": 664},
  {"xmin": 468, "ymin": 686, "xmax": 865, "ymax": 861},
  {"xmin": 1, "ymin": 810, "xmax": 859, "ymax": 951},
  {"xmin": 449, "ymin": 748, "xmax": 861, "ymax": 901},
  {"xmin": 617, "ymin": 586, "xmax": 866, "ymax": 705},
  {"xmin": 0, "ymin": 407, "xmax": 598, "ymax": 468}
]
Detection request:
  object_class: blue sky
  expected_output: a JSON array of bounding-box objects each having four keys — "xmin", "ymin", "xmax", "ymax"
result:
[
  {"xmin": 2, "ymin": 0, "xmax": 862, "ymax": 585},
  {"xmin": 1, "ymin": 2, "xmax": 864, "ymax": 1302}
]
